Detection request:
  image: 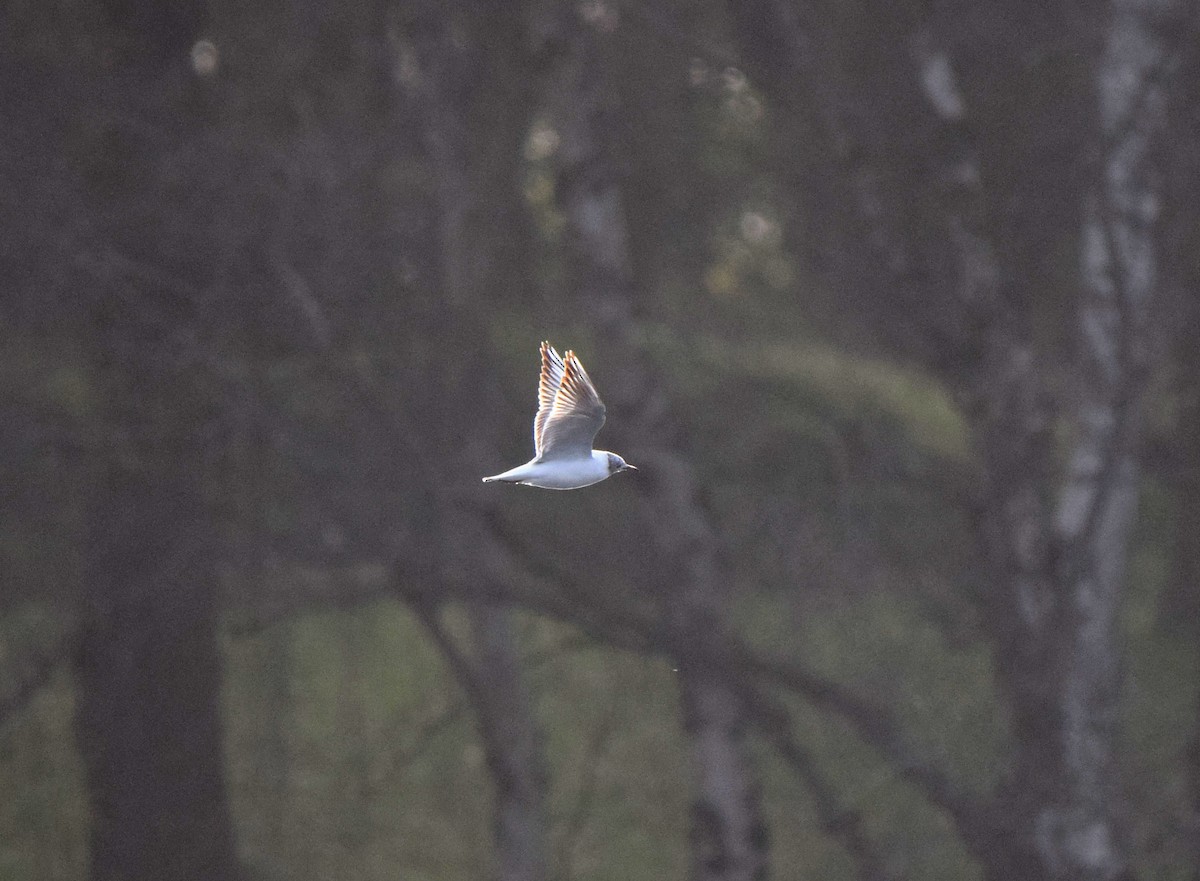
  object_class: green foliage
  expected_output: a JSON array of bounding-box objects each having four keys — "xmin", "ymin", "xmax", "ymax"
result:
[
  {"xmin": 0, "ymin": 605, "xmax": 86, "ymax": 881},
  {"xmin": 0, "ymin": 669, "xmax": 87, "ymax": 881},
  {"xmin": 221, "ymin": 602, "xmax": 691, "ymax": 881}
]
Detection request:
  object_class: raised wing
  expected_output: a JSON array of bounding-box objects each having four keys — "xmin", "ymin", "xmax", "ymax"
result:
[
  {"xmin": 538, "ymin": 350, "xmax": 606, "ymax": 460},
  {"xmin": 534, "ymin": 341, "xmax": 567, "ymax": 456}
]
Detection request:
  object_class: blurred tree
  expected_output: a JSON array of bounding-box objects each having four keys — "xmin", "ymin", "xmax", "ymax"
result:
[
  {"xmin": 395, "ymin": 4, "xmax": 550, "ymax": 879},
  {"xmin": 728, "ymin": 0, "xmax": 1180, "ymax": 878},
  {"xmin": 69, "ymin": 1, "xmax": 238, "ymax": 879},
  {"xmin": 1159, "ymin": 30, "xmax": 1200, "ymax": 874},
  {"xmin": 547, "ymin": 8, "xmax": 768, "ymax": 881}
]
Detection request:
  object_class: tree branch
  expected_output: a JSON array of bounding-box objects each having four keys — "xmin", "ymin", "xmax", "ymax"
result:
[
  {"xmin": 404, "ymin": 529, "xmax": 985, "ymax": 841},
  {"xmin": 744, "ymin": 686, "xmax": 898, "ymax": 881},
  {"xmin": 555, "ymin": 690, "xmax": 621, "ymax": 878}
]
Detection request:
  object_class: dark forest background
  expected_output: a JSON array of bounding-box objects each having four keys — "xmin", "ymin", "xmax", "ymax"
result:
[{"xmin": 3, "ymin": 1, "xmax": 1200, "ymax": 880}]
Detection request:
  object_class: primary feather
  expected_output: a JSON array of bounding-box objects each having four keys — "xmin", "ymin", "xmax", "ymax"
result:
[
  {"xmin": 538, "ymin": 350, "xmax": 606, "ymax": 460},
  {"xmin": 534, "ymin": 341, "xmax": 567, "ymax": 456}
]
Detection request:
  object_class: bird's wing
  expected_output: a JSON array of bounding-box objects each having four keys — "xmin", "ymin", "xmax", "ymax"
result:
[
  {"xmin": 538, "ymin": 350, "xmax": 606, "ymax": 460},
  {"xmin": 534, "ymin": 342, "xmax": 567, "ymax": 456}
]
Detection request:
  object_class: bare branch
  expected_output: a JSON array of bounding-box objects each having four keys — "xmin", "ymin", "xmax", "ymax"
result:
[
  {"xmin": 406, "ymin": 534, "xmax": 983, "ymax": 839},
  {"xmin": 270, "ymin": 244, "xmax": 332, "ymax": 351},
  {"xmin": 745, "ymin": 688, "xmax": 898, "ymax": 881},
  {"xmin": 713, "ymin": 642, "xmax": 986, "ymax": 837},
  {"xmin": 367, "ymin": 700, "xmax": 465, "ymax": 794},
  {"xmin": 555, "ymin": 691, "xmax": 621, "ymax": 877},
  {"xmin": 410, "ymin": 601, "xmax": 494, "ymax": 725}
]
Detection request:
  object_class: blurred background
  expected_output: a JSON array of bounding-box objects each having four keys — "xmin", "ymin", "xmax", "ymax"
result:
[{"xmin": 2, "ymin": 1, "xmax": 1199, "ymax": 880}]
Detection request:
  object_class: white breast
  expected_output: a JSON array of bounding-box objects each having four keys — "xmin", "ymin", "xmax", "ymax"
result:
[{"xmin": 520, "ymin": 451, "xmax": 610, "ymax": 489}]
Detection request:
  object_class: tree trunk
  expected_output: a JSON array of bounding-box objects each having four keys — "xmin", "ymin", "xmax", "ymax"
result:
[
  {"xmin": 680, "ymin": 669, "xmax": 768, "ymax": 881},
  {"xmin": 1162, "ymin": 239, "xmax": 1200, "ymax": 881},
  {"xmin": 551, "ymin": 15, "xmax": 768, "ymax": 881},
  {"xmin": 469, "ymin": 606, "xmax": 549, "ymax": 881},
  {"xmin": 73, "ymin": 4, "xmax": 239, "ymax": 880},
  {"xmin": 726, "ymin": 0, "xmax": 1171, "ymax": 877},
  {"xmin": 77, "ymin": 359, "xmax": 236, "ymax": 881},
  {"xmin": 396, "ymin": 8, "xmax": 549, "ymax": 880},
  {"xmin": 976, "ymin": 1, "xmax": 1166, "ymax": 877}
]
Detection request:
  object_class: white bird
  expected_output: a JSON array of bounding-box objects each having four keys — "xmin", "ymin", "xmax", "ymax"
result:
[{"xmin": 483, "ymin": 341, "xmax": 637, "ymax": 490}]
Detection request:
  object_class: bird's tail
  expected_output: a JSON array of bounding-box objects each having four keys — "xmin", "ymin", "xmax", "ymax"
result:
[{"xmin": 482, "ymin": 472, "xmax": 522, "ymax": 483}]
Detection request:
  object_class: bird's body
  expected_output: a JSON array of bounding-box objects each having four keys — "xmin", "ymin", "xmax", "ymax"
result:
[
  {"xmin": 483, "ymin": 342, "xmax": 636, "ymax": 490},
  {"xmin": 483, "ymin": 449, "xmax": 616, "ymax": 490}
]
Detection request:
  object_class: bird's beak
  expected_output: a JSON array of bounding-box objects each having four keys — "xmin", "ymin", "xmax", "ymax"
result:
[{"xmin": 622, "ymin": 463, "xmax": 638, "ymax": 472}]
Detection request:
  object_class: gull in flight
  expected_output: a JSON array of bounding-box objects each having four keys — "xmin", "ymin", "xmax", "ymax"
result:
[{"xmin": 483, "ymin": 341, "xmax": 637, "ymax": 489}]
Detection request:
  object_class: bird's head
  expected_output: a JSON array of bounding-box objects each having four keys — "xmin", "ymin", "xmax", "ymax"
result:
[{"xmin": 605, "ymin": 452, "xmax": 638, "ymax": 475}]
